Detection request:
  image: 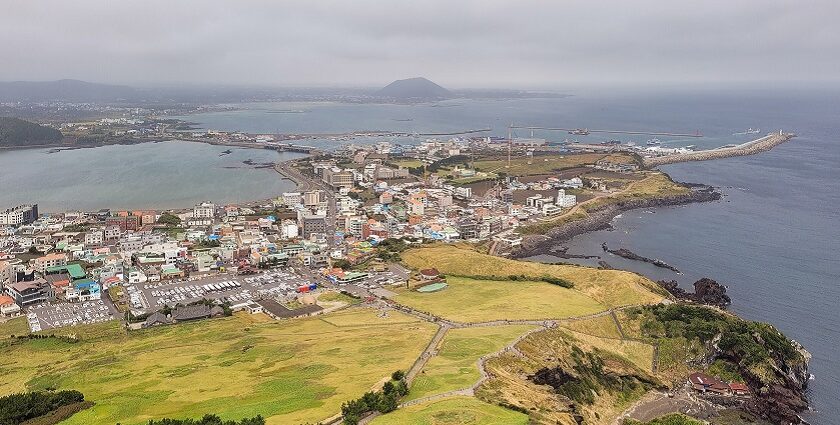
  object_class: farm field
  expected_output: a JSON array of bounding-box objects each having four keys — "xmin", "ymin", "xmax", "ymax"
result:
[
  {"xmin": 370, "ymin": 396, "xmax": 529, "ymax": 425},
  {"xmin": 394, "ymin": 276, "xmax": 605, "ymax": 323},
  {"xmin": 402, "ymin": 245, "xmax": 665, "ymax": 308},
  {"xmin": 0, "ymin": 309, "xmax": 436, "ymax": 425},
  {"xmin": 407, "ymin": 325, "xmax": 535, "ymax": 401},
  {"xmin": 472, "ymin": 153, "xmax": 612, "ymax": 176}
]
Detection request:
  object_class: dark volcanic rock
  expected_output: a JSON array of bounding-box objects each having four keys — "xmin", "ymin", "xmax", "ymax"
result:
[
  {"xmin": 693, "ymin": 278, "xmax": 731, "ymax": 307},
  {"xmin": 657, "ymin": 278, "xmax": 731, "ymax": 308},
  {"xmin": 603, "ymin": 244, "xmax": 681, "ymax": 273}
]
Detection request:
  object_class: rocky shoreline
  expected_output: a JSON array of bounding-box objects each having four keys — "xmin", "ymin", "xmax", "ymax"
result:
[
  {"xmin": 514, "ymin": 186, "xmax": 722, "ymax": 258},
  {"xmin": 602, "ymin": 244, "xmax": 681, "ymax": 273}
]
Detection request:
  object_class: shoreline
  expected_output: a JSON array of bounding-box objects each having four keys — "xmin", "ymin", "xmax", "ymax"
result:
[{"xmin": 513, "ymin": 185, "xmax": 722, "ymax": 258}]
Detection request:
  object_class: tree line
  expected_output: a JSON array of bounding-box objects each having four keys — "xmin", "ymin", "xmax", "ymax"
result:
[
  {"xmin": 0, "ymin": 390, "xmax": 84, "ymax": 425},
  {"xmin": 341, "ymin": 370, "xmax": 408, "ymax": 425}
]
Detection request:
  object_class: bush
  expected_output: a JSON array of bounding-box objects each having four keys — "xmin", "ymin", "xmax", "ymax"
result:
[
  {"xmin": 0, "ymin": 390, "xmax": 85, "ymax": 425},
  {"xmin": 145, "ymin": 414, "xmax": 265, "ymax": 425}
]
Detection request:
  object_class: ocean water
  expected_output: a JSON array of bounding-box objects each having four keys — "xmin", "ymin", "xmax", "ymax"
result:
[
  {"xmin": 0, "ymin": 141, "xmax": 304, "ymax": 211},
  {"xmin": 2, "ymin": 88, "xmax": 837, "ymax": 422}
]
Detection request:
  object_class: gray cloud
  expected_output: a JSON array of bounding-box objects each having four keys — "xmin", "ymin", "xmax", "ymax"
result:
[{"xmin": 1, "ymin": 0, "xmax": 838, "ymax": 88}]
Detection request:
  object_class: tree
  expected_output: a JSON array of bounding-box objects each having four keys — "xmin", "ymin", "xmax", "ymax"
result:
[
  {"xmin": 391, "ymin": 370, "xmax": 405, "ymax": 381},
  {"xmin": 157, "ymin": 213, "xmax": 182, "ymax": 226}
]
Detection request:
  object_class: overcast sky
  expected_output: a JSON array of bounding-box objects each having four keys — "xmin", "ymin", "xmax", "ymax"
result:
[{"xmin": 1, "ymin": 0, "xmax": 838, "ymax": 88}]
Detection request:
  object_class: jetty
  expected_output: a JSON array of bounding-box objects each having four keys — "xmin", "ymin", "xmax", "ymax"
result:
[{"xmin": 643, "ymin": 131, "xmax": 795, "ymax": 168}]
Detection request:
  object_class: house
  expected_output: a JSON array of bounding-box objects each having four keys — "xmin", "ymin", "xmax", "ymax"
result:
[
  {"xmin": 171, "ymin": 304, "xmax": 223, "ymax": 322},
  {"xmin": 172, "ymin": 304, "xmax": 211, "ymax": 321},
  {"xmin": 0, "ymin": 295, "xmax": 21, "ymax": 317},
  {"xmin": 31, "ymin": 253, "xmax": 68, "ymax": 274},
  {"xmin": 728, "ymin": 382, "xmax": 750, "ymax": 396},
  {"xmin": 5, "ymin": 279, "xmax": 54, "ymax": 305},
  {"xmin": 257, "ymin": 299, "xmax": 322, "ymax": 319},
  {"xmin": 143, "ymin": 311, "xmax": 171, "ymax": 327},
  {"xmin": 688, "ymin": 372, "xmax": 731, "ymax": 395},
  {"xmin": 419, "ymin": 268, "xmax": 441, "ymax": 281}
]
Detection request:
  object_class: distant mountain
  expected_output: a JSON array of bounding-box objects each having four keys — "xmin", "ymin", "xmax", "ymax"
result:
[
  {"xmin": 0, "ymin": 79, "xmax": 137, "ymax": 102},
  {"xmin": 376, "ymin": 77, "xmax": 453, "ymax": 100},
  {"xmin": 0, "ymin": 117, "xmax": 63, "ymax": 147}
]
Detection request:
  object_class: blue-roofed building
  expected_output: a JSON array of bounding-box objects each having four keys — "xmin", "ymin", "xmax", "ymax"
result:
[{"xmin": 66, "ymin": 279, "xmax": 101, "ymax": 302}]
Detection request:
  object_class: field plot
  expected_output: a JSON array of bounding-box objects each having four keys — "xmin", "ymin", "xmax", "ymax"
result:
[
  {"xmin": 407, "ymin": 325, "xmax": 535, "ymax": 401},
  {"xmin": 370, "ymin": 396, "xmax": 529, "ymax": 425},
  {"xmin": 402, "ymin": 245, "xmax": 665, "ymax": 308},
  {"xmin": 0, "ymin": 309, "xmax": 436, "ymax": 425},
  {"xmin": 394, "ymin": 276, "xmax": 605, "ymax": 323},
  {"xmin": 472, "ymin": 153, "xmax": 610, "ymax": 176}
]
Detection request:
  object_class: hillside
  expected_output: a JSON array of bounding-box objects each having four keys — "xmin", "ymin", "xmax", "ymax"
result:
[
  {"xmin": 0, "ymin": 117, "xmax": 63, "ymax": 147},
  {"xmin": 0, "ymin": 79, "xmax": 136, "ymax": 102},
  {"xmin": 376, "ymin": 77, "xmax": 453, "ymax": 100}
]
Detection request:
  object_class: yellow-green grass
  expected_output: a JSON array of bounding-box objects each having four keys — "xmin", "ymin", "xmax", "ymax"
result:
[
  {"xmin": 407, "ymin": 325, "xmax": 535, "ymax": 401},
  {"xmin": 370, "ymin": 396, "xmax": 528, "ymax": 425},
  {"xmin": 472, "ymin": 153, "xmax": 611, "ymax": 176},
  {"xmin": 394, "ymin": 276, "xmax": 605, "ymax": 323},
  {"xmin": 564, "ymin": 329, "xmax": 655, "ymax": 373},
  {"xmin": 0, "ymin": 309, "xmax": 436, "ymax": 425},
  {"xmin": 0, "ymin": 316, "xmax": 30, "ymax": 338},
  {"xmin": 560, "ymin": 314, "xmax": 622, "ymax": 339},
  {"xmin": 402, "ymin": 245, "xmax": 665, "ymax": 308}
]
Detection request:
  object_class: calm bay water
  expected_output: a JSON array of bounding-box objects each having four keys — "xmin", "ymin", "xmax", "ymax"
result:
[
  {"xmin": 2, "ymin": 88, "xmax": 837, "ymax": 422},
  {"xmin": 0, "ymin": 141, "xmax": 304, "ymax": 211}
]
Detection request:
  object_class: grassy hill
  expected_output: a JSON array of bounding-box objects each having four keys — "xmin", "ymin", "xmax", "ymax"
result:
[
  {"xmin": 0, "ymin": 117, "xmax": 63, "ymax": 147},
  {"xmin": 0, "ymin": 310, "xmax": 435, "ymax": 425}
]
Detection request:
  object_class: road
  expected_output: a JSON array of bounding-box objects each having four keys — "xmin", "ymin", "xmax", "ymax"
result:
[{"xmin": 274, "ymin": 160, "xmax": 338, "ymax": 244}]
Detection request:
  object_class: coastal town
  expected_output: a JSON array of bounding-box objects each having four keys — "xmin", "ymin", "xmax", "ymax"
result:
[{"xmin": 0, "ymin": 125, "xmax": 808, "ymax": 425}]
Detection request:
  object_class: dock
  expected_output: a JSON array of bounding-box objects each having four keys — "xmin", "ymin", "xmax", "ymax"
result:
[{"xmin": 643, "ymin": 131, "xmax": 795, "ymax": 168}]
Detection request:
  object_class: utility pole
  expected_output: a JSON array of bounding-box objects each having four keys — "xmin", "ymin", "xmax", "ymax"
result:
[{"xmin": 507, "ymin": 124, "xmax": 512, "ymax": 168}]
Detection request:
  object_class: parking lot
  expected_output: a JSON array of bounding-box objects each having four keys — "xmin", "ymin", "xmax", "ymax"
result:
[
  {"xmin": 128, "ymin": 268, "xmax": 316, "ymax": 313},
  {"xmin": 26, "ymin": 299, "xmax": 119, "ymax": 331}
]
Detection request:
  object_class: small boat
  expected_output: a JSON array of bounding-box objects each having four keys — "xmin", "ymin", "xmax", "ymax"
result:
[
  {"xmin": 733, "ymin": 128, "xmax": 761, "ymax": 135},
  {"xmin": 646, "ymin": 138, "xmax": 661, "ymax": 146}
]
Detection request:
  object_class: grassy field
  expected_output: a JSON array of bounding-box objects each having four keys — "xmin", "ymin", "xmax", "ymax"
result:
[
  {"xmin": 0, "ymin": 309, "xmax": 436, "ymax": 425},
  {"xmin": 394, "ymin": 276, "xmax": 605, "ymax": 323},
  {"xmin": 560, "ymin": 314, "xmax": 623, "ymax": 339},
  {"xmin": 407, "ymin": 325, "xmax": 535, "ymax": 401},
  {"xmin": 472, "ymin": 153, "xmax": 612, "ymax": 176},
  {"xmin": 477, "ymin": 327, "xmax": 655, "ymax": 425},
  {"xmin": 0, "ymin": 316, "xmax": 29, "ymax": 338},
  {"xmin": 370, "ymin": 396, "xmax": 529, "ymax": 425},
  {"xmin": 402, "ymin": 245, "xmax": 665, "ymax": 308},
  {"xmin": 391, "ymin": 159, "xmax": 425, "ymax": 168}
]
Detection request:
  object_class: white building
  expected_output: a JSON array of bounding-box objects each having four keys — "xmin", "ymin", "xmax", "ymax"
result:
[
  {"xmin": 84, "ymin": 230, "xmax": 104, "ymax": 246},
  {"xmin": 193, "ymin": 201, "xmax": 216, "ymax": 219},
  {"xmin": 556, "ymin": 190, "xmax": 577, "ymax": 208}
]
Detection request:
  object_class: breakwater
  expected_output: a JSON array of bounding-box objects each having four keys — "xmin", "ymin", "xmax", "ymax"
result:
[{"xmin": 643, "ymin": 132, "xmax": 795, "ymax": 168}]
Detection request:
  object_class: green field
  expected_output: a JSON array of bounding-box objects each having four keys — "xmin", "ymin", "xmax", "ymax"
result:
[
  {"xmin": 394, "ymin": 276, "xmax": 605, "ymax": 323},
  {"xmin": 0, "ymin": 309, "xmax": 436, "ymax": 425},
  {"xmin": 472, "ymin": 153, "xmax": 611, "ymax": 176},
  {"xmin": 407, "ymin": 325, "xmax": 535, "ymax": 401},
  {"xmin": 0, "ymin": 316, "xmax": 29, "ymax": 338},
  {"xmin": 370, "ymin": 396, "xmax": 528, "ymax": 425},
  {"xmin": 402, "ymin": 245, "xmax": 665, "ymax": 308}
]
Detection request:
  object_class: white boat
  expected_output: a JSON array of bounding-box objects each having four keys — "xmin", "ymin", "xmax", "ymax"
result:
[
  {"xmin": 733, "ymin": 128, "xmax": 761, "ymax": 135},
  {"xmin": 646, "ymin": 138, "xmax": 661, "ymax": 146}
]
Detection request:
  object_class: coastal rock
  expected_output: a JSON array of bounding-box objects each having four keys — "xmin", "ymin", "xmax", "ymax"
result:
[
  {"xmin": 602, "ymin": 244, "xmax": 681, "ymax": 273},
  {"xmin": 657, "ymin": 278, "xmax": 731, "ymax": 308},
  {"xmin": 724, "ymin": 337, "xmax": 810, "ymax": 424}
]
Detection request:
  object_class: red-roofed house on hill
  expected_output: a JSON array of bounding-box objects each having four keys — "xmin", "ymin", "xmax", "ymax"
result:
[{"xmin": 688, "ymin": 372, "xmax": 736, "ymax": 395}]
